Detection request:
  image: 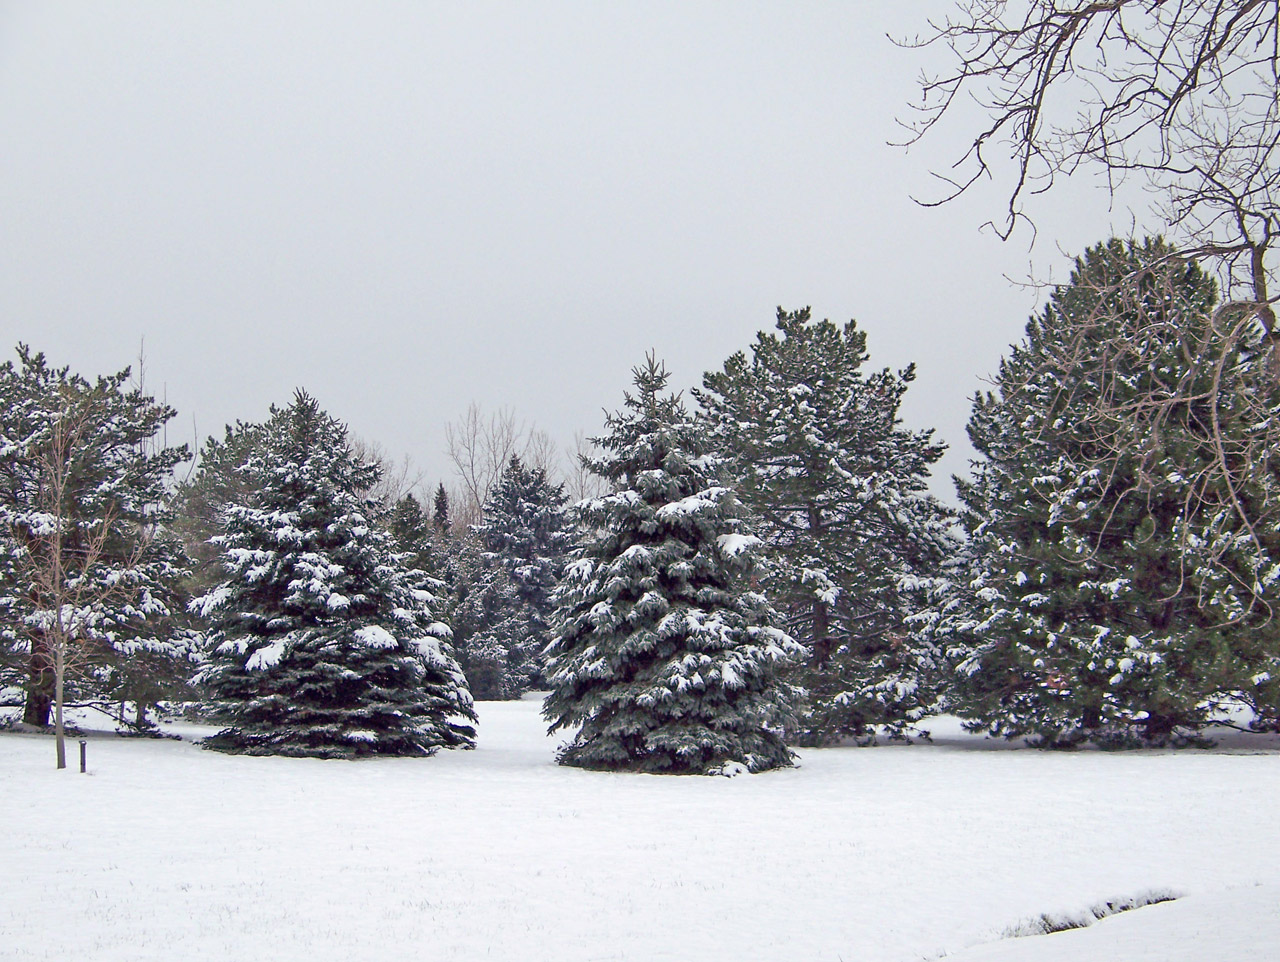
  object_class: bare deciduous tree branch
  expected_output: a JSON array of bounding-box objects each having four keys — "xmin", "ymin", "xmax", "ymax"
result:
[
  {"xmin": 444, "ymin": 403, "xmax": 573, "ymax": 524},
  {"xmin": 18, "ymin": 395, "xmax": 150, "ymax": 768},
  {"xmin": 902, "ymin": 0, "xmax": 1280, "ymax": 583},
  {"xmin": 899, "ymin": 1, "xmax": 1278, "ymax": 346},
  {"xmin": 349, "ymin": 436, "xmax": 426, "ymax": 509},
  {"xmin": 997, "ymin": 243, "xmax": 1279, "ymax": 629}
]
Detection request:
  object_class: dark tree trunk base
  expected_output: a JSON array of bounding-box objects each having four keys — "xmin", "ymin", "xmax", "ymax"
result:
[{"xmin": 23, "ymin": 690, "xmax": 51, "ymax": 729}]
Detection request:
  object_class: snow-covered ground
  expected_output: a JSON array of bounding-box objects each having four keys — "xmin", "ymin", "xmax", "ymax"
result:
[
  {"xmin": 2, "ymin": 698, "xmax": 1277, "ymax": 962},
  {"xmin": 944, "ymin": 884, "xmax": 1280, "ymax": 961}
]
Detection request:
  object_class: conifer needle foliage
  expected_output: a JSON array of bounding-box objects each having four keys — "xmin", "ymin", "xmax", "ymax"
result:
[
  {"xmin": 698, "ymin": 309, "xmax": 955, "ymax": 743},
  {"xmin": 194, "ymin": 392, "xmax": 475, "ymax": 758},
  {"xmin": 543, "ymin": 356, "xmax": 802, "ymax": 774},
  {"xmin": 931, "ymin": 239, "xmax": 1280, "ymax": 746}
]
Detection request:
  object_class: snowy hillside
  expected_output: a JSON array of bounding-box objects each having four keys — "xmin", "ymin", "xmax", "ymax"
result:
[{"xmin": 2, "ymin": 698, "xmax": 1277, "ymax": 962}]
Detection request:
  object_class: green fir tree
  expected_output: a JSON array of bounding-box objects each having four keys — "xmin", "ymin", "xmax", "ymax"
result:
[
  {"xmin": 697, "ymin": 309, "xmax": 955, "ymax": 743},
  {"xmin": 193, "ymin": 392, "xmax": 476, "ymax": 757},
  {"xmin": 432, "ymin": 483, "xmax": 452, "ymax": 538},
  {"xmin": 468, "ymin": 455, "xmax": 571, "ymax": 695},
  {"xmin": 933, "ymin": 239, "xmax": 1280, "ymax": 745},
  {"xmin": 543, "ymin": 355, "xmax": 803, "ymax": 774}
]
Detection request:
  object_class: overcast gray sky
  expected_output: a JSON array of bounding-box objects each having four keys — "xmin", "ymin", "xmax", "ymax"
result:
[{"xmin": 0, "ymin": 2, "xmax": 1142, "ymax": 497}]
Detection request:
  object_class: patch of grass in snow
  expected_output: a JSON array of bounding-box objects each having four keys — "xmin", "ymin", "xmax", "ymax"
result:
[{"xmin": 1002, "ymin": 889, "xmax": 1181, "ymax": 937}]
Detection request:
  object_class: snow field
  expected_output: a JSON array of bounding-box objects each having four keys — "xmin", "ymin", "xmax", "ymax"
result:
[{"xmin": 1, "ymin": 699, "xmax": 1277, "ymax": 962}]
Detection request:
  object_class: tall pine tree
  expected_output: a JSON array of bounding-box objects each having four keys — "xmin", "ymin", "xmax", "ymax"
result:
[
  {"xmin": 469, "ymin": 455, "xmax": 571, "ymax": 695},
  {"xmin": 543, "ymin": 356, "xmax": 802, "ymax": 774},
  {"xmin": 933, "ymin": 239, "xmax": 1280, "ymax": 746},
  {"xmin": 193, "ymin": 392, "xmax": 476, "ymax": 757},
  {"xmin": 697, "ymin": 309, "xmax": 955, "ymax": 743}
]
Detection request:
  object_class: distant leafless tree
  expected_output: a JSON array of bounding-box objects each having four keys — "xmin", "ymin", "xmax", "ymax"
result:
[
  {"xmin": 564, "ymin": 430, "xmax": 609, "ymax": 504},
  {"xmin": 900, "ymin": 0, "xmax": 1278, "ymax": 370},
  {"xmin": 349, "ymin": 436, "xmax": 425, "ymax": 509},
  {"xmin": 443, "ymin": 481, "xmax": 481, "ymax": 533},
  {"xmin": 445, "ymin": 403, "xmax": 520, "ymax": 518},
  {"xmin": 444, "ymin": 403, "xmax": 565, "ymax": 524},
  {"xmin": 524, "ymin": 428, "xmax": 560, "ymax": 477}
]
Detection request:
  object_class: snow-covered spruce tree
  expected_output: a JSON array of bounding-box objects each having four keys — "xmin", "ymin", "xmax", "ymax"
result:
[
  {"xmin": 441, "ymin": 532, "xmax": 517, "ymax": 700},
  {"xmin": 469, "ymin": 455, "xmax": 571, "ymax": 695},
  {"xmin": 696, "ymin": 309, "xmax": 956, "ymax": 744},
  {"xmin": 193, "ymin": 392, "xmax": 475, "ymax": 757},
  {"xmin": 543, "ymin": 355, "xmax": 803, "ymax": 774},
  {"xmin": 934, "ymin": 238, "xmax": 1280, "ymax": 746},
  {"xmin": 443, "ymin": 458, "xmax": 572, "ymax": 701},
  {"xmin": 0, "ymin": 346, "xmax": 192, "ymax": 739}
]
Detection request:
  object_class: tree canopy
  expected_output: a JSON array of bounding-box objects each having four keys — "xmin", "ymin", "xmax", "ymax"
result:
[
  {"xmin": 193, "ymin": 391, "xmax": 476, "ymax": 758},
  {"xmin": 544, "ymin": 356, "xmax": 802, "ymax": 774}
]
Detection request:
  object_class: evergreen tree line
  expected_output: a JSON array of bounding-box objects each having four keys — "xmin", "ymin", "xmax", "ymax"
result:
[{"xmin": 2, "ymin": 236, "xmax": 1278, "ymax": 771}]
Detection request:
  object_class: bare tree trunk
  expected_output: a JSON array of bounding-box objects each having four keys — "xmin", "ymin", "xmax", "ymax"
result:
[
  {"xmin": 54, "ymin": 645, "xmax": 66, "ymax": 770},
  {"xmin": 807, "ymin": 505, "xmax": 832, "ymax": 667},
  {"xmin": 811, "ymin": 598, "xmax": 832, "ymax": 668},
  {"xmin": 1081, "ymin": 704, "xmax": 1101, "ymax": 732},
  {"xmin": 1248, "ymin": 243, "xmax": 1280, "ymax": 388},
  {"xmin": 22, "ymin": 634, "xmax": 52, "ymax": 727},
  {"xmin": 22, "ymin": 687, "xmax": 52, "ymax": 727},
  {"xmin": 23, "ymin": 402, "xmax": 143, "ymax": 768}
]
